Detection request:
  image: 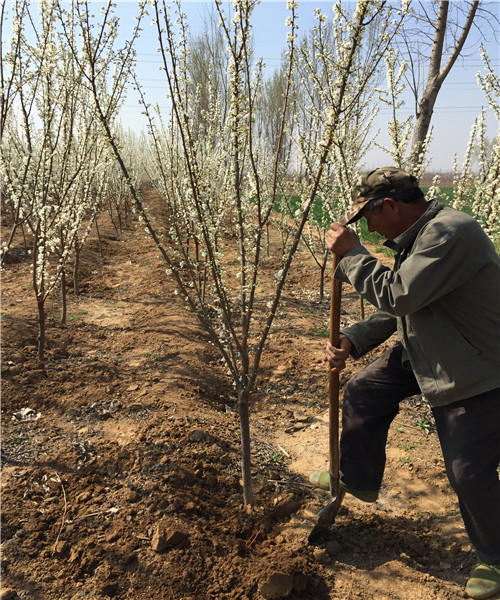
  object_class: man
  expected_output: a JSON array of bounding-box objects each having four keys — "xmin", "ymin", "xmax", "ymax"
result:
[{"xmin": 309, "ymin": 167, "xmax": 500, "ymax": 599}]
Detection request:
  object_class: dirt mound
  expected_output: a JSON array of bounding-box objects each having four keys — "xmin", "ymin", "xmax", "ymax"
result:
[{"xmin": 1, "ymin": 200, "xmax": 477, "ymax": 599}]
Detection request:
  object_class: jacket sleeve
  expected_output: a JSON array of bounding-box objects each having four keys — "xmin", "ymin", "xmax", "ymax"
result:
[
  {"xmin": 334, "ymin": 221, "xmax": 482, "ymax": 317},
  {"xmin": 342, "ymin": 310, "xmax": 397, "ymax": 359}
]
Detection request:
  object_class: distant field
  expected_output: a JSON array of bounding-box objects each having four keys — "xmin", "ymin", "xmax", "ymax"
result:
[{"xmin": 273, "ymin": 185, "xmax": 498, "ymax": 253}]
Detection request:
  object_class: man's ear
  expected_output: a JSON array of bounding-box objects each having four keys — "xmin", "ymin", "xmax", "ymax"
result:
[{"xmin": 384, "ymin": 197, "xmax": 399, "ymax": 214}]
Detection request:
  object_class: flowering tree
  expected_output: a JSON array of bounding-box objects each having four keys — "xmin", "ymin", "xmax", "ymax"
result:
[
  {"xmin": 186, "ymin": 14, "xmax": 231, "ymax": 141},
  {"xmin": 13, "ymin": 0, "xmax": 491, "ymax": 503},
  {"xmin": 452, "ymin": 46, "xmax": 499, "ymax": 242},
  {"xmin": 375, "ymin": 50, "xmax": 432, "ymax": 178},
  {"xmin": 6, "ymin": 0, "xmax": 489, "ymax": 505},
  {"xmin": 292, "ymin": 5, "xmax": 387, "ymax": 299},
  {"xmin": 54, "ymin": 0, "xmax": 414, "ymax": 504},
  {"xmin": 1, "ymin": 0, "xmax": 38, "ymax": 264},
  {"xmin": 144, "ymin": 0, "xmax": 409, "ymax": 503},
  {"xmin": 1, "ymin": 0, "xmax": 112, "ymax": 360},
  {"xmin": 102, "ymin": 130, "xmax": 138, "ymax": 237},
  {"xmin": 374, "ymin": 1, "xmax": 499, "ymax": 181}
]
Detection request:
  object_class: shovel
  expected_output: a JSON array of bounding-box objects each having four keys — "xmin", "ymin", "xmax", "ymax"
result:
[{"xmin": 308, "ymin": 253, "xmax": 345, "ymax": 544}]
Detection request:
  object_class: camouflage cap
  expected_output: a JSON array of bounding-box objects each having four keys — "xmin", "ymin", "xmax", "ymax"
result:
[{"xmin": 340, "ymin": 167, "xmax": 421, "ymax": 226}]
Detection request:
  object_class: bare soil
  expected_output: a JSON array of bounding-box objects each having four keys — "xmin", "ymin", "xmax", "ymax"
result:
[{"xmin": 1, "ymin": 192, "xmax": 483, "ymax": 599}]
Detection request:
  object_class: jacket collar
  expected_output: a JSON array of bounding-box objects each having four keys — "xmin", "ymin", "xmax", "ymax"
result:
[{"xmin": 384, "ymin": 199, "xmax": 444, "ymax": 252}]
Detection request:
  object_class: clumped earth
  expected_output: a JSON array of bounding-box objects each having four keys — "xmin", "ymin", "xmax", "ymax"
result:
[{"xmin": 1, "ymin": 195, "xmax": 481, "ymax": 599}]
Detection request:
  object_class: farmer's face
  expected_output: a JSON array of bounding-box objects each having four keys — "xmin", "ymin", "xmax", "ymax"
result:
[{"xmin": 362, "ymin": 198, "xmax": 402, "ymax": 241}]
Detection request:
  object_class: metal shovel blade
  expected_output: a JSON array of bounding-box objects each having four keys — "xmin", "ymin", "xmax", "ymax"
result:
[{"xmin": 308, "ymin": 488, "xmax": 345, "ymax": 544}]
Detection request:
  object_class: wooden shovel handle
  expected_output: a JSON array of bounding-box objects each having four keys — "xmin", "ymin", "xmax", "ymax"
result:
[{"xmin": 328, "ymin": 254, "xmax": 342, "ymax": 498}]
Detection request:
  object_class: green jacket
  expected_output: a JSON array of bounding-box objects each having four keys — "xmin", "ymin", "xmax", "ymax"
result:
[{"xmin": 336, "ymin": 200, "xmax": 500, "ymax": 407}]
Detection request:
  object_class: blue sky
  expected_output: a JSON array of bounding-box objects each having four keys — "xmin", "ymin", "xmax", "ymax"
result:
[
  {"xmin": 4, "ymin": 1, "xmax": 499, "ymax": 172},
  {"xmin": 114, "ymin": 0, "xmax": 499, "ymax": 173}
]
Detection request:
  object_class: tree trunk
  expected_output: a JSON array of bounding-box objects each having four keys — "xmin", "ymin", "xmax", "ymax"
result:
[
  {"xmin": 21, "ymin": 223, "xmax": 29, "ymax": 255},
  {"xmin": 108, "ymin": 206, "xmax": 120, "ymax": 237},
  {"xmin": 319, "ymin": 263, "xmax": 325, "ymax": 303},
  {"xmin": 410, "ymin": 0, "xmax": 479, "ymax": 165},
  {"xmin": 37, "ymin": 298, "xmax": 46, "ymax": 363},
  {"xmin": 60, "ymin": 266, "xmax": 67, "ymax": 326},
  {"xmin": 95, "ymin": 217, "xmax": 104, "ymax": 258},
  {"xmin": 73, "ymin": 239, "xmax": 80, "ymax": 295},
  {"xmin": 238, "ymin": 387, "xmax": 255, "ymax": 505},
  {"xmin": 410, "ymin": 0, "xmax": 448, "ymax": 163},
  {"xmin": 1, "ymin": 224, "xmax": 19, "ymax": 267},
  {"xmin": 116, "ymin": 203, "xmax": 123, "ymax": 234}
]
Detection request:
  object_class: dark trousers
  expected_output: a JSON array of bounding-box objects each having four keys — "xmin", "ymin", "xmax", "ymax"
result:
[{"xmin": 340, "ymin": 342, "xmax": 500, "ymax": 564}]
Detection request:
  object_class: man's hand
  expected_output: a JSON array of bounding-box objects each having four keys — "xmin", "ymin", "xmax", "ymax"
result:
[
  {"xmin": 326, "ymin": 222, "xmax": 361, "ymax": 256},
  {"xmin": 325, "ymin": 334, "xmax": 353, "ymax": 373}
]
